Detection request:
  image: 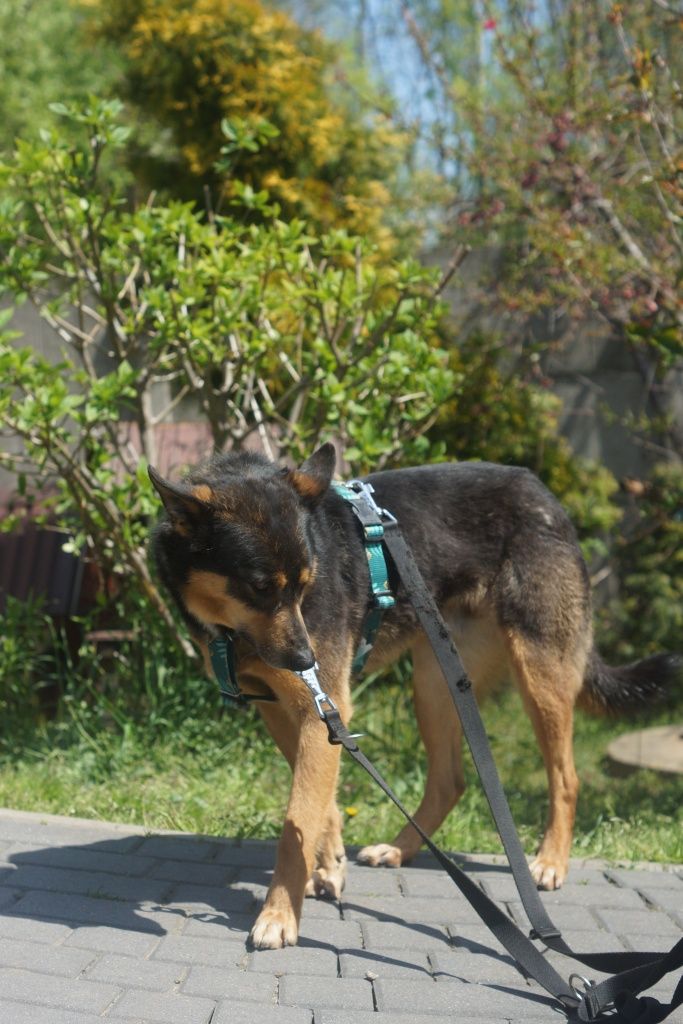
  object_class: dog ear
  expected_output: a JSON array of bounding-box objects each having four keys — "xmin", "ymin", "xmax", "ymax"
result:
[
  {"xmin": 148, "ymin": 465, "xmax": 213, "ymax": 532},
  {"xmin": 287, "ymin": 443, "xmax": 336, "ymax": 507}
]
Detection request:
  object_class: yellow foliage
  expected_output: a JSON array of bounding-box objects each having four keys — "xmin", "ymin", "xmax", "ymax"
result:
[{"xmin": 91, "ymin": 0, "xmax": 403, "ymax": 244}]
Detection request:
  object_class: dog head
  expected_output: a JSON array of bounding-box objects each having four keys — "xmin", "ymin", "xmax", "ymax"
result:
[{"xmin": 149, "ymin": 444, "xmax": 336, "ymax": 672}]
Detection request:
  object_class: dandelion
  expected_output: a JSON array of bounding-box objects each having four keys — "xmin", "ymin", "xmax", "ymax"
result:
[{"xmin": 345, "ymin": 806, "xmax": 359, "ymax": 817}]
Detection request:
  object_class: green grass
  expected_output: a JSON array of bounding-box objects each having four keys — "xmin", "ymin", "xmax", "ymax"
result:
[{"xmin": 0, "ymin": 667, "xmax": 681, "ymax": 865}]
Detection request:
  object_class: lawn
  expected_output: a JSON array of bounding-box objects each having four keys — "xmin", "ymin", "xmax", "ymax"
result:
[{"xmin": 0, "ymin": 664, "xmax": 681, "ymax": 866}]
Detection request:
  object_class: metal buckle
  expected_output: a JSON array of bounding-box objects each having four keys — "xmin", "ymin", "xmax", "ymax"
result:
[
  {"xmin": 296, "ymin": 665, "xmax": 363, "ymax": 737},
  {"xmin": 297, "ymin": 665, "xmax": 337, "ymax": 720},
  {"xmin": 568, "ymin": 974, "xmax": 600, "ymax": 1019},
  {"xmin": 346, "ymin": 480, "xmax": 398, "ymax": 527}
]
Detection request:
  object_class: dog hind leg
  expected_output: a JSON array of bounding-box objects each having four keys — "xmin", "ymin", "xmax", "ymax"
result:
[
  {"xmin": 358, "ymin": 635, "xmax": 466, "ymax": 867},
  {"xmin": 506, "ymin": 632, "xmax": 581, "ymax": 890},
  {"xmin": 307, "ymin": 802, "xmax": 347, "ymax": 900}
]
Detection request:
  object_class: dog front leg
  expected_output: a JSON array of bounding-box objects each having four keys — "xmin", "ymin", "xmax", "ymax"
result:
[{"xmin": 250, "ymin": 714, "xmax": 344, "ymax": 949}]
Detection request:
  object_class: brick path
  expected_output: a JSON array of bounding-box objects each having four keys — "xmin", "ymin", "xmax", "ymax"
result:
[{"xmin": 0, "ymin": 808, "xmax": 680, "ymax": 1023}]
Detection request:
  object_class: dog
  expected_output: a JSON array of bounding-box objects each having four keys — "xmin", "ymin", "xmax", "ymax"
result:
[{"xmin": 149, "ymin": 443, "xmax": 679, "ymax": 950}]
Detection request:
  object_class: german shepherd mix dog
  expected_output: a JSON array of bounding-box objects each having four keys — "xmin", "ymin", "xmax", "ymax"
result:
[{"xmin": 149, "ymin": 444, "xmax": 678, "ymax": 950}]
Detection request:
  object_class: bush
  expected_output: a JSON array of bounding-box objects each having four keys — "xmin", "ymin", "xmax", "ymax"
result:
[
  {"xmin": 0, "ymin": 99, "xmax": 454, "ymax": 656},
  {"xmin": 598, "ymin": 462, "xmax": 683, "ymax": 660}
]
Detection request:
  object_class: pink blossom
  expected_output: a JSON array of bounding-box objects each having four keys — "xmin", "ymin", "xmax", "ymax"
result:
[{"xmin": 483, "ymin": 18, "xmax": 497, "ymax": 30}]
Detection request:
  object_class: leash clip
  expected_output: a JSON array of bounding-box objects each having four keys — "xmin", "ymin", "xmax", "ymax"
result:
[
  {"xmin": 347, "ymin": 479, "xmax": 398, "ymax": 528},
  {"xmin": 297, "ymin": 664, "xmax": 340, "ymax": 721},
  {"xmin": 297, "ymin": 665, "xmax": 364, "ymax": 739},
  {"xmin": 568, "ymin": 973, "xmax": 600, "ymax": 1020}
]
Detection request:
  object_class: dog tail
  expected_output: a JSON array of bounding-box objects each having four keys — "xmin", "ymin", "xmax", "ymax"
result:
[{"xmin": 578, "ymin": 650, "xmax": 682, "ymax": 716}]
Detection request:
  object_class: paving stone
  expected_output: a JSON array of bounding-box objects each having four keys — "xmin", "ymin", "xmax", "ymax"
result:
[
  {"xmin": 373, "ymin": 975, "xmax": 556, "ymax": 1018},
  {"xmin": 361, "ymin": 919, "xmax": 451, "ymax": 952},
  {"xmin": 0, "ymin": 967, "xmax": 121, "ymax": 1014},
  {"xmin": 540, "ymin": 927, "xmax": 628, "ymax": 955},
  {"xmin": 1, "ymin": 812, "xmax": 681, "ymax": 1024},
  {"xmin": 85, "ymin": 952, "xmax": 188, "ymax": 991},
  {"xmin": 0, "ymin": 936, "xmax": 96, "ymax": 976},
  {"xmin": 594, "ymin": 907, "xmax": 682, "ymax": 936},
  {"xmin": 106, "ymin": 988, "xmax": 216, "ymax": 1023},
  {"xmin": 299, "ymin": 895, "xmax": 344, "ymax": 920},
  {"xmin": 342, "ymin": 868, "xmax": 404, "ymax": 897},
  {"xmin": 0, "ymin": 913, "xmax": 73, "ymax": 944},
  {"xmin": 317, "ymin": 1014, "xmax": 509, "ymax": 1024},
  {"xmin": 0, "ymin": 863, "xmax": 171, "ymax": 903},
  {"xmin": 607, "ymin": 868, "xmax": 683, "ymax": 890},
  {"xmin": 150, "ymin": 859, "xmax": 234, "ymax": 886},
  {"xmin": 343, "ymin": 894, "xmax": 481, "ymax": 925},
  {"xmin": 541, "ymin": 882, "xmax": 645, "ymax": 909},
  {"xmin": 64, "ymin": 925, "xmax": 163, "ymax": 957},
  {"xmin": 165, "ymin": 881, "xmax": 257, "ymax": 914},
  {"xmin": 339, "ymin": 949, "xmax": 432, "ymax": 979},
  {"xmin": 248, "ymin": 943, "xmax": 338, "ymax": 976},
  {"xmin": 507, "ymin": 900, "xmax": 605, "ymax": 933},
  {"xmin": 446, "ymin": 923, "xmax": 507, "ymax": 955},
  {"xmin": 182, "ymin": 964, "xmax": 277, "ymax": 1001},
  {"xmin": 233, "ymin": 866, "xmax": 273, "ymax": 884},
  {"xmin": 135, "ymin": 837, "xmax": 218, "ymax": 863},
  {"xmin": 482, "ymin": 877, "xmax": 644, "ymax": 908},
  {"xmin": 0, "ymin": 886, "xmax": 20, "ymax": 909},
  {"xmin": 214, "ymin": 840, "xmax": 277, "ymax": 868},
  {"xmin": 0, "ymin": 813, "xmax": 144, "ymax": 853},
  {"xmin": 183, "ymin": 911, "xmax": 253, "ymax": 941},
  {"xmin": 8, "ymin": 891, "xmax": 171, "ymax": 932},
  {"xmin": 430, "ymin": 948, "xmax": 526, "ymax": 985},
  {"xmin": 297, "ymin": 917, "xmax": 362, "ymax": 948},
  {"xmin": 0, "ymin": 1000, "xmax": 103, "ymax": 1024},
  {"xmin": 213, "ymin": 1001, "xmax": 311, "ymax": 1024},
  {"xmin": 622, "ymin": 932, "xmax": 683, "ymax": 954},
  {"xmin": 3, "ymin": 843, "xmax": 157, "ymax": 878},
  {"xmin": 153, "ymin": 933, "xmax": 247, "ymax": 968},
  {"xmin": 399, "ymin": 867, "xmax": 475, "ymax": 899},
  {"xmin": 279, "ymin": 974, "xmax": 375, "ymax": 1011}
]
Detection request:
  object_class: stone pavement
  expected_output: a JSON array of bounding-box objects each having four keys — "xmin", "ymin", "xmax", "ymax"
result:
[{"xmin": 0, "ymin": 808, "xmax": 680, "ymax": 1024}]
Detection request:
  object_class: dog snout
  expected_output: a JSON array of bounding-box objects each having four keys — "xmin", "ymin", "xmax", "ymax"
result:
[{"xmin": 283, "ymin": 645, "xmax": 316, "ymax": 672}]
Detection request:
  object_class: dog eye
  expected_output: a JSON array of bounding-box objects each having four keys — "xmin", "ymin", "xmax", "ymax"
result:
[{"xmin": 250, "ymin": 579, "xmax": 271, "ymax": 593}]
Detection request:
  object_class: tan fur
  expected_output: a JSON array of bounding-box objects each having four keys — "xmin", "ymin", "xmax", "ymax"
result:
[
  {"xmin": 191, "ymin": 484, "xmax": 214, "ymax": 503},
  {"xmin": 359, "ymin": 604, "xmax": 581, "ymax": 890},
  {"xmin": 240, "ymin": 638, "xmax": 354, "ymax": 947}
]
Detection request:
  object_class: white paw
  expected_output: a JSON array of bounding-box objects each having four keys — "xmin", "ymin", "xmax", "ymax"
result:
[
  {"xmin": 249, "ymin": 905, "xmax": 298, "ymax": 949},
  {"xmin": 530, "ymin": 855, "xmax": 567, "ymax": 891},
  {"xmin": 357, "ymin": 843, "xmax": 402, "ymax": 868}
]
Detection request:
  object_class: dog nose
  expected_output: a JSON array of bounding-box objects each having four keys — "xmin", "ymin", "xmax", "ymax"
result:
[{"xmin": 287, "ymin": 647, "xmax": 316, "ymax": 672}]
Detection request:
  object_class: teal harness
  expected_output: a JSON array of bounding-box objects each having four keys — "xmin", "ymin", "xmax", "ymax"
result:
[
  {"xmin": 331, "ymin": 480, "xmax": 395, "ymax": 673},
  {"xmin": 207, "ymin": 479, "xmax": 395, "ymax": 707}
]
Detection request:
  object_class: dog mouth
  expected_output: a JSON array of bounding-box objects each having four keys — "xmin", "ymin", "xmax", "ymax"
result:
[{"xmin": 214, "ymin": 624, "xmax": 315, "ymax": 674}]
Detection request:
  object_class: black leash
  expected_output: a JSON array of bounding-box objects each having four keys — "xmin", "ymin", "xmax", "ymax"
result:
[{"xmin": 304, "ymin": 480, "xmax": 683, "ymax": 1023}]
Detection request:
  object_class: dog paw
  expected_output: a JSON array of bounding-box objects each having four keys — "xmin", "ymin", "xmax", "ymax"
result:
[
  {"xmin": 530, "ymin": 855, "xmax": 567, "ymax": 891},
  {"xmin": 249, "ymin": 906, "xmax": 298, "ymax": 949},
  {"xmin": 357, "ymin": 843, "xmax": 402, "ymax": 868},
  {"xmin": 311, "ymin": 857, "xmax": 347, "ymax": 900}
]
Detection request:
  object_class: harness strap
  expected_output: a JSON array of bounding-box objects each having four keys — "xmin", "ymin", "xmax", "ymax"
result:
[
  {"xmin": 332, "ymin": 481, "xmax": 395, "ymax": 673},
  {"xmin": 208, "ymin": 632, "xmax": 277, "ymax": 708}
]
